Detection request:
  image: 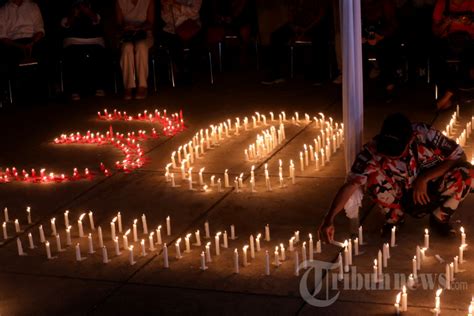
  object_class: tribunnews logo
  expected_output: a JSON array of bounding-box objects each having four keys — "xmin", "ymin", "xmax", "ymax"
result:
[{"xmin": 298, "ymin": 260, "xmax": 468, "ymax": 308}]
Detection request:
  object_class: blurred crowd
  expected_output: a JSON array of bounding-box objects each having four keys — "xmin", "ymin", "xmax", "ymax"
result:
[{"xmin": 0, "ymin": 0, "xmax": 472, "ymax": 107}]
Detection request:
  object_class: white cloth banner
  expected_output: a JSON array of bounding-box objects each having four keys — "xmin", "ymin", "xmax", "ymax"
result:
[{"xmin": 341, "ymin": 0, "xmax": 364, "ymax": 218}]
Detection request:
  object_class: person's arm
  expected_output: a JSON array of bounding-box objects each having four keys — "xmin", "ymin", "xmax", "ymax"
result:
[
  {"xmin": 31, "ymin": 3, "xmax": 45, "ymax": 43},
  {"xmin": 141, "ymin": 0, "xmax": 155, "ymax": 31},
  {"xmin": 318, "ymin": 182, "xmax": 361, "ymax": 243},
  {"xmin": 432, "ymin": 0, "xmax": 451, "ymax": 37},
  {"xmin": 116, "ymin": 0, "xmax": 125, "ymax": 30}
]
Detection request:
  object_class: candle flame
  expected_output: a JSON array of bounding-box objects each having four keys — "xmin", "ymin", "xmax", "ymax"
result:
[
  {"xmin": 396, "ymin": 292, "xmax": 401, "ymax": 304},
  {"xmin": 461, "ymin": 226, "xmax": 465, "ymax": 234},
  {"xmin": 436, "ymin": 288, "xmax": 443, "ymax": 297},
  {"xmin": 425, "ymin": 228, "xmax": 429, "ymax": 234}
]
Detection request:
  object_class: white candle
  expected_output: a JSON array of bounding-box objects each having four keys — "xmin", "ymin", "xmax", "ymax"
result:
[
  {"xmin": 114, "ymin": 237, "xmax": 121, "ymax": 256},
  {"xmin": 55, "ymin": 234, "xmax": 62, "ymax": 252},
  {"xmin": 142, "ymin": 214, "xmax": 148, "ymax": 235},
  {"xmin": 75, "ymin": 243, "xmax": 82, "ymax": 261},
  {"xmin": 205, "ymin": 242, "xmax": 212, "ymax": 262},
  {"xmin": 412, "ymin": 256, "xmax": 418, "ymax": 280},
  {"xmin": 394, "ymin": 292, "xmax": 401, "ymax": 315},
  {"xmin": 302, "ymin": 242, "xmax": 307, "ymax": 269},
  {"xmin": 309, "ymin": 234, "xmax": 314, "ymax": 262},
  {"xmin": 391, "ymin": 226, "xmax": 396, "ymax": 247},
  {"xmin": 265, "ymin": 224, "xmax": 270, "ymax": 241},
  {"xmin": 289, "ymin": 237, "xmax": 295, "ymax": 251},
  {"xmin": 230, "ymin": 224, "xmax": 236, "ymax": 240},
  {"xmin": 194, "ymin": 229, "xmax": 201, "ymax": 246},
  {"xmin": 373, "ymin": 259, "xmax": 378, "ymax": 283},
  {"xmin": 200, "ymin": 251, "xmax": 208, "ymax": 270},
  {"xmin": 175, "ymin": 238, "xmax": 182, "ymax": 259},
  {"xmin": 222, "ymin": 231, "xmax": 228, "ymax": 248},
  {"xmin": 102, "ymin": 246, "xmax": 109, "ymax": 263},
  {"xmin": 358, "ymin": 226, "xmax": 364, "ymax": 245},
  {"xmin": 28, "ymin": 232, "xmax": 35, "ymax": 249},
  {"xmin": 64, "ymin": 210, "xmax": 69, "ymax": 228},
  {"xmin": 88, "ymin": 211, "xmax": 95, "ymax": 230},
  {"xmin": 163, "ymin": 243, "xmax": 169, "ymax": 268},
  {"xmin": 401, "ymin": 285, "xmax": 408, "ymax": 312},
  {"xmin": 140, "ymin": 239, "xmax": 147, "ymax": 257},
  {"xmin": 156, "ymin": 226, "xmax": 162, "ymax": 245},
  {"xmin": 434, "ymin": 289, "xmax": 442, "ymax": 314},
  {"xmin": 250, "ymin": 235, "xmax": 255, "ymax": 259},
  {"xmin": 224, "ymin": 169, "xmax": 230, "ymax": 187},
  {"xmin": 377, "ymin": 250, "xmax": 383, "ymax": 279},
  {"xmin": 461, "ymin": 226, "xmax": 466, "ymax": 246},
  {"xmin": 280, "ymin": 243, "xmax": 286, "ymax": 261},
  {"xmin": 14, "ymin": 219, "xmax": 21, "ymax": 233},
  {"xmin": 117, "ymin": 212, "xmax": 123, "ymax": 233},
  {"xmin": 129, "ymin": 245, "xmax": 136, "ymax": 265},
  {"xmin": 256, "ymin": 234, "xmax": 261, "ymax": 251},
  {"xmin": 110, "ymin": 219, "xmax": 116, "ymax": 241},
  {"xmin": 294, "ymin": 251, "xmax": 299, "ymax": 276},
  {"xmin": 215, "ymin": 233, "xmax": 221, "ymax": 255},
  {"xmin": 459, "ymin": 245, "xmax": 465, "ymax": 263},
  {"xmin": 273, "ymin": 246, "xmax": 280, "ymax": 266},
  {"xmin": 65, "ymin": 226, "xmax": 72, "ymax": 246},
  {"xmin": 2, "ymin": 222, "xmax": 7, "ymax": 240},
  {"xmin": 88, "ymin": 233, "xmax": 94, "ymax": 254},
  {"xmin": 166, "ymin": 216, "xmax": 171, "ymax": 236},
  {"xmin": 78, "ymin": 214, "xmax": 85, "ymax": 238},
  {"xmin": 27, "ymin": 206, "xmax": 32, "ymax": 224},
  {"xmin": 265, "ymin": 250, "xmax": 270, "ymax": 275},
  {"xmin": 354, "ymin": 238, "xmax": 359, "ymax": 255},
  {"xmin": 424, "ymin": 228, "xmax": 430, "ymax": 249},
  {"xmin": 243, "ymin": 245, "xmax": 249, "ymax": 266},
  {"xmin": 416, "ymin": 246, "xmax": 421, "ymax": 270},
  {"xmin": 97, "ymin": 226, "xmax": 104, "ymax": 248},
  {"xmin": 17, "ymin": 238, "xmax": 24, "ymax": 256},
  {"xmin": 454, "ymin": 256, "xmax": 459, "ymax": 273},
  {"xmin": 123, "ymin": 230, "xmax": 130, "ymax": 249},
  {"xmin": 39, "ymin": 225, "xmax": 45, "ymax": 243},
  {"xmin": 133, "ymin": 219, "xmax": 138, "ymax": 242},
  {"xmin": 204, "ymin": 221, "xmax": 210, "ymax": 239},
  {"xmin": 45, "ymin": 241, "xmax": 52, "ymax": 259},
  {"xmin": 299, "ymin": 152, "xmax": 304, "ymax": 172},
  {"xmin": 4, "ymin": 207, "xmax": 9, "ymax": 222},
  {"xmin": 348, "ymin": 239, "xmax": 353, "ymax": 265},
  {"xmin": 383, "ymin": 244, "xmax": 389, "ymax": 268},
  {"xmin": 344, "ymin": 243, "xmax": 349, "ymax": 272},
  {"xmin": 337, "ymin": 253, "xmax": 343, "ymax": 280},
  {"xmin": 185, "ymin": 233, "xmax": 191, "ymax": 253}
]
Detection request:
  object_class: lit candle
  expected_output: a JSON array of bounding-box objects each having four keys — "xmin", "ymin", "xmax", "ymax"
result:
[
  {"xmin": 4, "ymin": 207, "xmax": 9, "ymax": 222},
  {"xmin": 63, "ymin": 210, "xmax": 69, "ymax": 229},
  {"xmin": 316, "ymin": 239, "xmax": 322, "ymax": 253},
  {"xmin": 88, "ymin": 233, "xmax": 94, "ymax": 254},
  {"xmin": 343, "ymin": 242, "xmax": 349, "ymax": 272},
  {"xmin": 123, "ymin": 229, "xmax": 130, "ymax": 249},
  {"xmin": 373, "ymin": 259, "xmax": 378, "ymax": 283},
  {"xmin": 65, "ymin": 226, "xmax": 72, "ymax": 246},
  {"xmin": 26, "ymin": 206, "xmax": 32, "ymax": 224},
  {"xmin": 337, "ymin": 253, "xmax": 343, "ymax": 280},
  {"xmin": 185, "ymin": 233, "xmax": 191, "ymax": 253},
  {"xmin": 117, "ymin": 212, "xmax": 123, "ymax": 233},
  {"xmin": 280, "ymin": 243, "xmax": 286, "ymax": 261},
  {"xmin": 200, "ymin": 251, "xmax": 208, "ymax": 271},
  {"xmin": 142, "ymin": 214, "xmax": 148, "ymax": 235},
  {"xmin": 348, "ymin": 239, "xmax": 352, "ymax": 265},
  {"xmin": 148, "ymin": 233, "xmax": 155, "ymax": 251},
  {"xmin": 2, "ymin": 222, "xmax": 8, "ymax": 240},
  {"xmin": 224, "ymin": 169, "xmax": 230, "ymax": 187},
  {"xmin": 129, "ymin": 245, "xmax": 136, "ymax": 265},
  {"xmin": 265, "ymin": 250, "xmax": 270, "ymax": 276},
  {"xmin": 358, "ymin": 226, "xmax": 364, "ymax": 245},
  {"xmin": 424, "ymin": 228, "xmax": 429, "ymax": 249},
  {"xmin": 95, "ymin": 226, "xmax": 103, "ymax": 248},
  {"xmin": 110, "ymin": 218, "xmax": 116, "ymax": 241},
  {"xmin": 114, "ymin": 237, "xmax": 121, "ymax": 256},
  {"xmin": 434, "ymin": 289, "xmax": 442, "ymax": 315},
  {"xmin": 256, "ymin": 233, "xmax": 261, "ymax": 251},
  {"xmin": 243, "ymin": 245, "xmax": 249, "ymax": 266},
  {"xmin": 354, "ymin": 238, "xmax": 359, "ymax": 256},
  {"xmin": 102, "ymin": 246, "xmax": 109, "ymax": 263},
  {"xmin": 55, "ymin": 234, "xmax": 62, "ymax": 252},
  {"xmin": 408, "ymin": 274, "xmax": 415, "ymax": 288},
  {"xmin": 205, "ymin": 242, "xmax": 212, "ymax": 262},
  {"xmin": 88, "ymin": 211, "xmax": 95, "ymax": 230},
  {"xmin": 461, "ymin": 227, "xmax": 466, "ymax": 246},
  {"xmin": 28, "ymin": 232, "xmax": 35, "ymax": 249},
  {"xmin": 156, "ymin": 225, "xmax": 162, "ymax": 245},
  {"xmin": 132, "ymin": 219, "xmax": 138, "ymax": 242},
  {"xmin": 140, "ymin": 239, "xmax": 147, "ymax": 257},
  {"xmin": 175, "ymin": 238, "xmax": 182, "ymax": 259},
  {"xmin": 78, "ymin": 213, "xmax": 85, "ymax": 238},
  {"xmin": 416, "ymin": 246, "xmax": 421, "ymax": 270},
  {"xmin": 215, "ymin": 233, "xmax": 221, "ymax": 255},
  {"xmin": 289, "ymin": 237, "xmax": 295, "ymax": 251},
  {"xmin": 204, "ymin": 221, "xmax": 210, "ymax": 239},
  {"xmin": 45, "ymin": 241, "xmax": 52, "ymax": 259},
  {"xmin": 394, "ymin": 292, "xmax": 401, "ymax": 315},
  {"xmin": 378, "ymin": 250, "xmax": 383, "ymax": 280},
  {"xmin": 391, "ymin": 226, "xmax": 396, "ymax": 247},
  {"xmin": 163, "ymin": 243, "xmax": 169, "ymax": 268},
  {"xmin": 17, "ymin": 238, "xmax": 25, "ymax": 256},
  {"xmin": 302, "ymin": 242, "xmax": 308, "ymax": 269},
  {"xmin": 48, "ymin": 218, "xmax": 56, "ymax": 236},
  {"xmin": 299, "ymin": 152, "xmax": 304, "ymax": 172},
  {"xmin": 166, "ymin": 216, "xmax": 171, "ymax": 236},
  {"xmin": 265, "ymin": 224, "xmax": 270, "ymax": 241},
  {"xmin": 383, "ymin": 244, "xmax": 389, "ymax": 268},
  {"xmin": 459, "ymin": 245, "xmax": 465, "ymax": 263},
  {"xmin": 309, "ymin": 234, "xmax": 314, "ymax": 262},
  {"xmin": 412, "ymin": 256, "xmax": 418, "ymax": 280},
  {"xmin": 194, "ymin": 229, "xmax": 201, "ymax": 246},
  {"xmin": 273, "ymin": 246, "xmax": 280, "ymax": 266},
  {"xmin": 39, "ymin": 225, "xmax": 45, "ymax": 243},
  {"xmin": 75, "ymin": 243, "xmax": 82, "ymax": 261}
]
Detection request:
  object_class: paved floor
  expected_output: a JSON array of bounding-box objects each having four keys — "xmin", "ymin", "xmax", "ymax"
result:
[{"xmin": 0, "ymin": 71, "xmax": 473, "ymax": 316}]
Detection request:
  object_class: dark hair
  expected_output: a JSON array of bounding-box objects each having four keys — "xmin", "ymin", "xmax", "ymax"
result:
[{"xmin": 375, "ymin": 113, "xmax": 413, "ymax": 157}]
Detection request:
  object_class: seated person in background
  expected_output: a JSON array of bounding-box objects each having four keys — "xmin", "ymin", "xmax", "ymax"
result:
[
  {"xmin": 61, "ymin": 0, "xmax": 106, "ymax": 101},
  {"xmin": 116, "ymin": 0, "xmax": 155, "ymax": 100},
  {"xmin": 261, "ymin": 0, "xmax": 331, "ymax": 85},
  {"xmin": 319, "ymin": 113, "xmax": 473, "ymax": 243},
  {"xmin": 206, "ymin": 0, "xmax": 256, "ymax": 66},
  {"xmin": 432, "ymin": 0, "xmax": 474, "ymax": 110},
  {"xmin": 361, "ymin": 0, "xmax": 399, "ymax": 100},
  {"xmin": 0, "ymin": 0, "xmax": 45, "ymax": 76},
  {"xmin": 161, "ymin": 0, "xmax": 203, "ymax": 84}
]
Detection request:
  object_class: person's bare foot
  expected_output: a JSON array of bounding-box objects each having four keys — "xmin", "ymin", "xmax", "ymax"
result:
[
  {"xmin": 123, "ymin": 89, "xmax": 132, "ymax": 100},
  {"xmin": 436, "ymin": 91, "xmax": 454, "ymax": 110},
  {"xmin": 135, "ymin": 87, "xmax": 147, "ymax": 100}
]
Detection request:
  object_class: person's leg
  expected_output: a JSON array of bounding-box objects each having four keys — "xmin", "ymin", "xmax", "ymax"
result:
[
  {"xmin": 120, "ymin": 42, "xmax": 136, "ymax": 98},
  {"xmin": 134, "ymin": 37, "xmax": 153, "ymax": 98},
  {"xmin": 431, "ymin": 165, "xmax": 473, "ymax": 223}
]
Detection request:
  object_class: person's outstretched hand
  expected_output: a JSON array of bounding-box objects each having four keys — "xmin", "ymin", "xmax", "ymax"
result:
[
  {"xmin": 413, "ymin": 174, "xmax": 430, "ymax": 205},
  {"xmin": 318, "ymin": 219, "xmax": 335, "ymax": 244}
]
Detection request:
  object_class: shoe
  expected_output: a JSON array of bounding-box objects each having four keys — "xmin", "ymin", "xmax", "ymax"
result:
[
  {"xmin": 135, "ymin": 87, "xmax": 147, "ymax": 100},
  {"xmin": 332, "ymin": 74, "xmax": 342, "ymax": 84},
  {"xmin": 95, "ymin": 89, "xmax": 105, "ymax": 97},
  {"xmin": 429, "ymin": 214, "xmax": 455, "ymax": 236},
  {"xmin": 123, "ymin": 89, "xmax": 132, "ymax": 101},
  {"xmin": 261, "ymin": 78, "xmax": 285, "ymax": 85},
  {"xmin": 71, "ymin": 93, "xmax": 80, "ymax": 101}
]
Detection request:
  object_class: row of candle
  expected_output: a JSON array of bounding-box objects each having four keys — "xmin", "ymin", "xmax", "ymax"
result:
[
  {"xmin": 244, "ymin": 124, "xmax": 286, "ymax": 161},
  {"xmin": 0, "ymin": 108, "xmax": 184, "ymax": 184},
  {"xmin": 442, "ymin": 108, "xmax": 474, "ymax": 165}
]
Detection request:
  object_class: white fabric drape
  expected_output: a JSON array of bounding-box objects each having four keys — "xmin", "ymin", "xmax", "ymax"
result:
[{"xmin": 341, "ymin": 0, "xmax": 364, "ymax": 173}]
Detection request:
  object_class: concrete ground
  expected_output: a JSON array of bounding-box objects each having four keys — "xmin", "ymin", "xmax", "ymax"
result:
[{"xmin": 0, "ymin": 69, "xmax": 473, "ymax": 316}]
